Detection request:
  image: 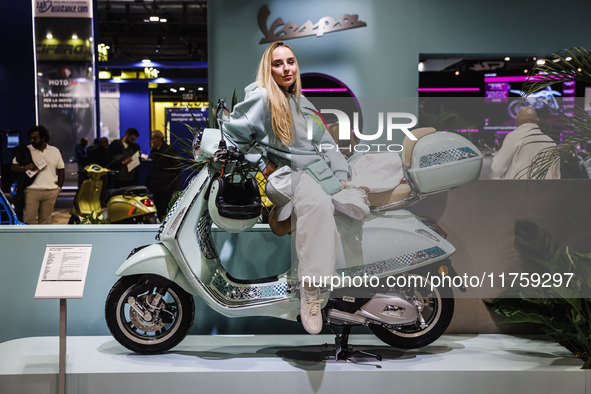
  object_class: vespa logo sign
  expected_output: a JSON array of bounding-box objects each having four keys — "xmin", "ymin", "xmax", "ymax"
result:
[
  {"xmin": 258, "ymin": 5, "xmax": 367, "ymax": 44},
  {"xmin": 305, "ymin": 108, "xmax": 417, "ymax": 153}
]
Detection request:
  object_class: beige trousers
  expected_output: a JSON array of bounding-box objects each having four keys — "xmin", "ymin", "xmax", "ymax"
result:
[
  {"xmin": 291, "ymin": 173, "xmax": 339, "ymax": 283},
  {"xmin": 24, "ymin": 188, "xmax": 60, "ymax": 224}
]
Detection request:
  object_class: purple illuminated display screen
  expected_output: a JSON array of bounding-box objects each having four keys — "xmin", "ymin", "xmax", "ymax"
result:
[
  {"xmin": 418, "ymin": 72, "xmax": 582, "ymax": 151},
  {"xmin": 483, "ymin": 76, "xmax": 575, "ymax": 138}
]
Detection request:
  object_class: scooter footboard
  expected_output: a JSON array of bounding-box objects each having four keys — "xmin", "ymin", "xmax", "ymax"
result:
[{"xmin": 115, "ymin": 243, "xmax": 194, "ymax": 294}]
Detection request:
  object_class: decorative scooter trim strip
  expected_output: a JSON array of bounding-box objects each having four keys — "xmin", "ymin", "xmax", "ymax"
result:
[
  {"xmin": 419, "ymin": 147, "xmax": 478, "ymax": 168},
  {"xmin": 156, "ymin": 173, "xmax": 202, "ymax": 240},
  {"xmin": 336, "ymin": 246, "xmax": 447, "ymax": 278},
  {"xmin": 197, "ymin": 213, "xmax": 219, "ymax": 260},
  {"xmin": 211, "ymin": 270, "xmax": 289, "ymax": 301}
]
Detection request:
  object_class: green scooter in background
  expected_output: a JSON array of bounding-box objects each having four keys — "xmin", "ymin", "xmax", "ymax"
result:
[{"xmin": 69, "ymin": 164, "xmax": 158, "ymax": 224}]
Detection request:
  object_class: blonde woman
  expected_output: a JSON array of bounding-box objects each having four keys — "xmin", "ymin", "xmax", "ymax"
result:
[{"xmin": 222, "ymin": 41, "xmax": 368, "ymax": 334}]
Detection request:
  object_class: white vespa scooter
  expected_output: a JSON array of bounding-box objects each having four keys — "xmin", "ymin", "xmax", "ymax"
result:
[{"xmin": 105, "ymin": 101, "xmax": 483, "ymax": 359}]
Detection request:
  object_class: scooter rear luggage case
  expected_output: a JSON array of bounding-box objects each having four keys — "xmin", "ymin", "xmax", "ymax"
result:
[{"xmin": 406, "ymin": 131, "xmax": 483, "ymax": 193}]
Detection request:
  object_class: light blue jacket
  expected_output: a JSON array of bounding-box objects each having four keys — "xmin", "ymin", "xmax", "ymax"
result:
[{"xmin": 222, "ymin": 82, "xmax": 350, "ymax": 181}]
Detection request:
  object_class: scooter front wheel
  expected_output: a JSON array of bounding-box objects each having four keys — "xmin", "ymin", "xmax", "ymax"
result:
[
  {"xmin": 369, "ymin": 273, "xmax": 454, "ymax": 349},
  {"xmin": 105, "ymin": 275, "xmax": 195, "ymax": 354}
]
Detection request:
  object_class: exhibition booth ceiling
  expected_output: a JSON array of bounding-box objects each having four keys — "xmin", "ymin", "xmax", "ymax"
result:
[
  {"xmin": 96, "ymin": 0, "xmax": 207, "ymax": 62},
  {"xmin": 96, "ymin": 0, "xmax": 208, "ymax": 101}
]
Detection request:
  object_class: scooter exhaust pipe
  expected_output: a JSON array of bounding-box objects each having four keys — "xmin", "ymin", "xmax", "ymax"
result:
[{"xmin": 326, "ymin": 309, "xmax": 368, "ymax": 326}]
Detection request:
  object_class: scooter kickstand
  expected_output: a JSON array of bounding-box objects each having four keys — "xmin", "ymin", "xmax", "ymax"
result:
[{"xmin": 329, "ymin": 326, "xmax": 382, "ymax": 362}]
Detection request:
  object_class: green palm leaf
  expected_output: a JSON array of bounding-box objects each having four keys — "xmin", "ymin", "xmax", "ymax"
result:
[{"xmin": 521, "ymin": 47, "xmax": 591, "ymax": 178}]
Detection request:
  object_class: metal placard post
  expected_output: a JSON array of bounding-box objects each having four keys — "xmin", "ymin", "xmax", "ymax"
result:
[{"xmin": 35, "ymin": 244, "xmax": 92, "ymax": 394}]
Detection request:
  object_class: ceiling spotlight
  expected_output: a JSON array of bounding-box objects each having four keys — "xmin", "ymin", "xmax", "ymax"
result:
[
  {"xmin": 149, "ymin": 16, "xmax": 160, "ymax": 22},
  {"xmin": 536, "ymin": 59, "xmax": 546, "ymax": 65},
  {"xmin": 566, "ymin": 56, "xmax": 572, "ymax": 61},
  {"xmin": 179, "ymin": 87, "xmax": 186, "ymax": 91},
  {"xmin": 454, "ymin": 70, "xmax": 460, "ymax": 76},
  {"xmin": 160, "ymin": 18, "xmax": 167, "ymax": 23},
  {"xmin": 72, "ymin": 33, "xmax": 78, "ymax": 40},
  {"xmin": 142, "ymin": 59, "xmax": 152, "ymax": 64},
  {"xmin": 504, "ymin": 57, "xmax": 510, "ymax": 61},
  {"xmin": 46, "ymin": 32, "xmax": 53, "ymax": 39},
  {"xmin": 523, "ymin": 69, "xmax": 528, "ymax": 74},
  {"xmin": 198, "ymin": 87, "xmax": 204, "ymax": 91}
]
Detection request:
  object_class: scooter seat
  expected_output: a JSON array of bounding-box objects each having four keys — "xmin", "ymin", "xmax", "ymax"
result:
[
  {"xmin": 402, "ymin": 127, "xmax": 436, "ymax": 168},
  {"xmin": 106, "ymin": 186, "xmax": 149, "ymax": 200},
  {"xmin": 368, "ymin": 183, "xmax": 412, "ymax": 210}
]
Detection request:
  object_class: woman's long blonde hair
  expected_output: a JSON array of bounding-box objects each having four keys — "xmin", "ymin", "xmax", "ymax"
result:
[{"xmin": 256, "ymin": 41, "xmax": 302, "ymax": 146}]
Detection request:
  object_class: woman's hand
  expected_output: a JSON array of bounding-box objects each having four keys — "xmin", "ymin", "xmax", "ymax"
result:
[
  {"xmin": 262, "ymin": 162, "xmax": 277, "ymax": 179},
  {"xmin": 340, "ymin": 180, "xmax": 347, "ymax": 188}
]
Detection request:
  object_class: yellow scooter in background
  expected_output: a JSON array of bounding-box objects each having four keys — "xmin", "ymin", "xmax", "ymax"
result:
[{"xmin": 69, "ymin": 164, "xmax": 158, "ymax": 224}]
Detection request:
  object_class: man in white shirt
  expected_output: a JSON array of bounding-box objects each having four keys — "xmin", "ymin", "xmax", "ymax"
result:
[
  {"xmin": 12, "ymin": 126, "xmax": 65, "ymax": 224},
  {"xmin": 491, "ymin": 106, "xmax": 560, "ymax": 179}
]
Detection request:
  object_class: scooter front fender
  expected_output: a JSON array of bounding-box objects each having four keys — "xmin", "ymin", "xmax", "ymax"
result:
[{"xmin": 115, "ymin": 243, "xmax": 194, "ymax": 294}]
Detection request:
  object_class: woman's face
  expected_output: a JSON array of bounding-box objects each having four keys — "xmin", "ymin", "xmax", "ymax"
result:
[{"xmin": 271, "ymin": 46, "xmax": 298, "ymax": 91}]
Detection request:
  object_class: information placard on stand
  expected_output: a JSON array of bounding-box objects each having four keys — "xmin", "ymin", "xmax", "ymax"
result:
[
  {"xmin": 34, "ymin": 244, "xmax": 92, "ymax": 394},
  {"xmin": 35, "ymin": 244, "xmax": 92, "ymax": 299}
]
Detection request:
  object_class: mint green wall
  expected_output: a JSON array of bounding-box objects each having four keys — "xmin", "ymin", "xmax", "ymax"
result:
[
  {"xmin": 418, "ymin": 0, "xmax": 591, "ymax": 55},
  {"xmin": 209, "ymin": 0, "xmax": 419, "ymax": 100},
  {"xmin": 209, "ymin": 0, "xmax": 591, "ymax": 101},
  {"xmin": 0, "ymin": 224, "xmax": 294, "ymax": 343}
]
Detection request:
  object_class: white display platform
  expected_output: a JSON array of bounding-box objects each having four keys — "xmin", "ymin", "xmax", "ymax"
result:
[{"xmin": 0, "ymin": 334, "xmax": 587, "ymax": 394}]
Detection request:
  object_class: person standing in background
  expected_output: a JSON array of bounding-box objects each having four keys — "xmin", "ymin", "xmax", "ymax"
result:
[
  {"xmin": 491, "ymin": 106, "xmax": 560, "ymax": 179},
  {"xmin": 75, "ymin": 137, "xmax": 89, "ymax": 186},
  {"xmin": 108, "ymin": 128, "xmax": 141, "ymax": 189},
  {"xmin": 87, "ymin": 137, "xmax": 109, "ymax": 167},
  {"xmin": 11, "ymin": 125, "xmax": 64, "ymax": 224},
  {"xmin": 146, "ymin": 130, "xmax": 181, "ymax": 220}
]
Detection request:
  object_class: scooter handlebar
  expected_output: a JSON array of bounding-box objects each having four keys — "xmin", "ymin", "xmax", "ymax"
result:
[{"xmin": 213, "ymin": 146, "xmax": 244, "ymax": 163}]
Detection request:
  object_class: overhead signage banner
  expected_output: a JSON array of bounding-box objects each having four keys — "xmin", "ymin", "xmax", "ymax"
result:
[
  {"xmin": 34, "ymin": 0, "xmax": 93, "ymax": 18},
  {"xmin": 36, "ymin": 62, "xmax": 95, "ymax": 158},
  {"xmin": 33, "ymin": 0, "xmax": 96, "ymax": 174}
]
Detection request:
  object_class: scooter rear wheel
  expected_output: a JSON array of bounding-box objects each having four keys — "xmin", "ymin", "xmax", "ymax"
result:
[
  {"xmin": 105, "ymin": 275, "xmax": 195, "ymax": 354},
  {"xmin": 369, "ymin": 274, "xmax": 454, "ymax": 349}
]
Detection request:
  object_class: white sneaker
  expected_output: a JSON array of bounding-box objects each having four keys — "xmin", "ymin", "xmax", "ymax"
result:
[
  {"xmin": 332, "ymin": 187, "xmax": 370, "ymax": 220},
  {"xmin": 300, "ymin": 288, "xmax": 323, "ymax": 335}
]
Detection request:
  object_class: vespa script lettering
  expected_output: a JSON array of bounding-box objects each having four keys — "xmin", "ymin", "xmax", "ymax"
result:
[{"xmin": 258, "ymin": 5, "xmax": 367, "ymax": 44}]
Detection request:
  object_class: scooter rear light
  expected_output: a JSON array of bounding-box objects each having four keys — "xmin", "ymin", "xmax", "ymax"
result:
[
  {"xmin": 141, "ymin": 198, "xmax": 155, "ymax": 207},
  {"xmin": 421, "ymin": 219, "xmax": 448, "ymax": 239}
]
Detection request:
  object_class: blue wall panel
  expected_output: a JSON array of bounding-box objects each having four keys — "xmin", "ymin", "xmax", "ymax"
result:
[{"xmin": 118, "ymin": 84, "xmax": 151, "ymax": 154}]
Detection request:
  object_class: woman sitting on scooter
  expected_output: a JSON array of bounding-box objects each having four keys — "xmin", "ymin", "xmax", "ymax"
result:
[{"xmin": 221, "ymin": 41, "xmax": 369, "ymax": 335}]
